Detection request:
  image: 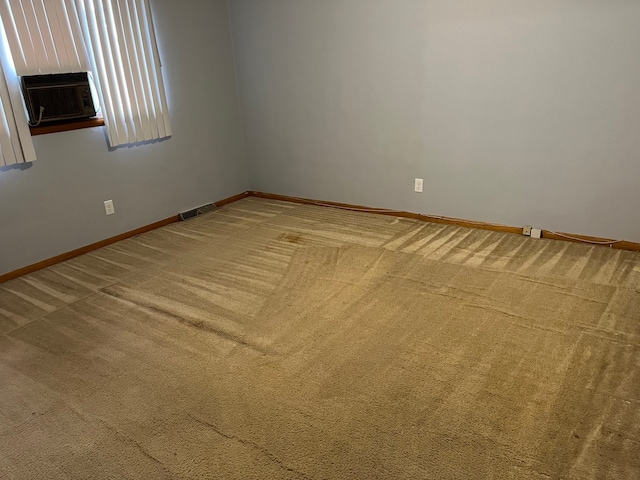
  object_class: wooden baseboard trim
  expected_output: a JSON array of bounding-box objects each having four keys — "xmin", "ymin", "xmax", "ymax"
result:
[
  {"xmin": 0, "ymin": 191, "xmax": 251, "ymax": 284},
  {"xmin": 247, "ymin": 191, "xmax": 640, "ymax": 253},
  {"xmin": 214, "ymin": 191, "xmax": 251, "ymax": 207},
  {"xmin": 0, "ymin": 216, "xmax": 179, "ymax": 283},
  {"xmin": 3, "ymin": 189, "xmax": 637, "ymax": 284},
  {"xmin": 540, "ymin": 232, "xmax": 640, "ymax": 252}
]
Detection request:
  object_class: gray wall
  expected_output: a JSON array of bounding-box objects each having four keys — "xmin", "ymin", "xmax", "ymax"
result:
[
  {"xmin": 228, "ymin": 0, "xmax": 640, "ymax": 242},
  {"xmin": 0, "ymin": 0, "xmax": 248, "ymax": 275}
]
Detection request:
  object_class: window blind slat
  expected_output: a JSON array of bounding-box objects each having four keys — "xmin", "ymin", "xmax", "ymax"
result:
[
  {"xmin": 129, "ymin": 0, "xmax": 155, "ymax": 140},
  {"xmin": 41, "ymin": 0, "xmax": 64, "ymax": 68},
  {"xmin": 76, "ymin": 0, "xmax": 171, "ymax": 147},
  {"xmin": 0, "ymin": 93, "xmax": 19, "ymax": 166},
  {"xmin": 91, "ymin": 0, "xmax": 126, "ymax": 144},
  {"xmin": 136, "ymin": 0, "xmax": 162, "ymax": 138},
  {"xmin": 112, "ymin": 0, "xmax": 143, "ymax": 142},
  {"xmin": 133, "ymin": 1, "xmax": 155, "ymax": 140},
  {"xmin": 27, "ymin": 0, "xmax": 54, "ymax": 72},
  {"xmin": 142, "ymin": 0, "xmax": 170, "ymax": 138},
  {"xmin": 111, "ymin": 7, "xmax": 133, "ymax": 143},
  {"xmin": 0, "ymin": 22, "xmax": 36, "ymax": 165},
  {"xmin": 48, "ymin": 0, "xmax": 75, "ymax": 69},
  {"xmin": 0, "ymin": 1, "xmax": 25, "ymax": 71},
  {"xmin": 1, "ymin": 0, "xmax": 87, "ymax": 75},
  {"xmin": 64, "ymin": 0, "xmax": 86, "ymax": 68},
  {"xmin": 5, "ymin": 0, "xmax": 39, "ymax": 73}
]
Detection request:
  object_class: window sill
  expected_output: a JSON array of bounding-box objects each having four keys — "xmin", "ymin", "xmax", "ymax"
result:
[{"xmin": 30, "ymin": 117, "xmax": 104, "ymax": 136}]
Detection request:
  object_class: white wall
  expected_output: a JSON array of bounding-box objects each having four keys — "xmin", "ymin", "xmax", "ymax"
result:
[
  {"xmin": 0, "ymin": 0, "xmax": 248, "ymax": 275},
  {"xmin": 228, "ymin": 0, "xmax": 640, "ymax": 242}
]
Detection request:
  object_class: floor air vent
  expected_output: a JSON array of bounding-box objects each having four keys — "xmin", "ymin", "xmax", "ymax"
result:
[{"xmin": 179, "ymin": 203, "xmax": 218, "ymax": 221}]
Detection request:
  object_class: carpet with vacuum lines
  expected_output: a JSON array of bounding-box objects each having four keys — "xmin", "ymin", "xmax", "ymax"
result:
[{"xmin": 0, "ymin": 197, "xmax": 639, "ymax": 479}]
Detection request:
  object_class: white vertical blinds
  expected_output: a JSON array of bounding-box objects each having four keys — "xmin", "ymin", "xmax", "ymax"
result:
[
  {"xmin": 75, "ymin": 0, "xmax": 171, "ymax": 147},
  {"xmin": 0, "ymin": 0, "xmax": 89, "ymax": 75},
  {"xmin": 0, "ymin": 17, "xmax": 36, "ymax": 166},
  {"xmin": 0, "ymin": 0, "xmax": 170, "ymax": 151}
]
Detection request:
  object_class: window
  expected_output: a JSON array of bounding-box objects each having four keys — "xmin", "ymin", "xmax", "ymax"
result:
[{"xmin": 0, "ymin": 0, "xmax": 171, "ymax": 165}]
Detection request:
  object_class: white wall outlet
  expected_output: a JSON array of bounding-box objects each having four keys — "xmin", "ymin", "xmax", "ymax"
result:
[
  {"xmin": 414, "ymin": 178, "xmax": 424, "ymax": 193},
  {"xmin": 104, "ymin": 200, "xmax": 115, "ymax": 216},
  {"xmin": 531, "ymin": 228, "xmax": 542, "ymax": 239},
  {"xmin": 523, "ymin": 225, "xmax": 532, "ymax": 236}
]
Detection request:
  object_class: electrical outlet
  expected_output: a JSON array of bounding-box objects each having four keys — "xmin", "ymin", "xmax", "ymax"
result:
[
  {"xmin": 414, "ymin": 178, "xmax": 424, "ymax": 193},
  {"xmin": 523, "ymin": 225, "xmax": 532, "ymax": 236},
  {"xmin": 531, "ymin": 228, "xmax": 542, "ymax": 239},
  {"xmin": 104, "ymin": 200, "xmax": 115, "ymax": 216}
]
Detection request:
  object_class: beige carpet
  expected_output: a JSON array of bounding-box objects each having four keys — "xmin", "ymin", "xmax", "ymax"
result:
[{"xmin": 1, "ymin": 197, "xmax": 639, "ymax": 479}]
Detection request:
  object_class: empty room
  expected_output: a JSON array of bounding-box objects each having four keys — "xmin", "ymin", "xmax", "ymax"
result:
[{"xmin": 1, "ymin": 0, "xmax": 639, "ymax": 478}]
